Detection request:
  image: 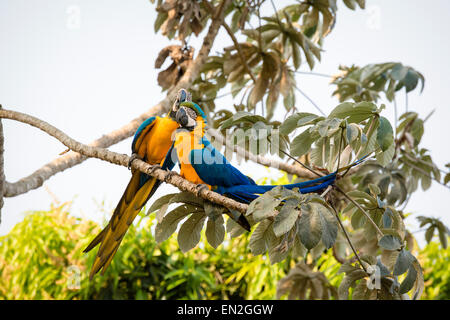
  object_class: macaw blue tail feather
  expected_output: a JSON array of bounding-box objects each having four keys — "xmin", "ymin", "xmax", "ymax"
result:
[
  {"xmin": 218, "ymin": 154, "xmax": 371, "ymax": 204},
  {"xmin": 219, "ymin": 173, "xmax": 336, "ymax": 204}
]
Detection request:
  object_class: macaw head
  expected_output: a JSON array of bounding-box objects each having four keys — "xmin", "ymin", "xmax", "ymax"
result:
[
  {"xmin": 169, "ymin": 88, "xmax": 192, "ymax": 120},
  {"xmin": 176, "ymin": 101, "xmax": 207, "ymax": 130}
]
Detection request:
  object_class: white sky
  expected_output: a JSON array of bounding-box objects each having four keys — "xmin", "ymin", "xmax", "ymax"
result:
[{"xmin": 0, "ymin": 0, "xmax": 449, "ymax": 247}]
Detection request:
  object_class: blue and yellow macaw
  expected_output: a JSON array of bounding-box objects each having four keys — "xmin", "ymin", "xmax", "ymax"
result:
[
  {"xmin": 172, "ymin": 101, "xmax": 363, "ymax": 205},
  {"xmin": 83, "ymin": 89, "xmax": 190, "ymax": 279}
]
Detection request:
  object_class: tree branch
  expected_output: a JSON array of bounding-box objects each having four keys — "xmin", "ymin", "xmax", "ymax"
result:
[
  {"xmin": 3, "ymin": 0, "xmax": 231, "ymax": 198},
  {"xmin": 0, "ymin": 109, "xmax": 248, "ymax": 214},
  {"xmin": 203, "ymin": 0, "xmax": 257, "ymax": 84}
]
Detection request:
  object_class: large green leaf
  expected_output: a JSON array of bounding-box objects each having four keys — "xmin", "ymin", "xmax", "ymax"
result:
[
  {"xmin": 328, "ymin": 101, "xmax": 377, "ymax": 123},
  {"xmin": 249, "ymin": 220, "xmax": 273, "ymax": 255},
  {"xmin": 290, "ymin": 129, "xmax": 318, "ymax": 157},
  {"xmin": 204, "ymin": 202, "xmax": 225, "ymax": 249},
  {"xmin": 376, "ymin": 116, "xmax": 394, "ymax": 152},
  {"xmin": 279, "ymin": 112, "xmax": 320, "ymax": 135},
  {"xmin": 393, "ymin": 248, "xmax": 414, "ymax": 276},
  {"xmin": 155, "ymin": 205, "xmax": 201, "ymax": 243},
  {"xmin": 273, "ymin": 198, "xmax": 300, "ymax": 237},
  {"xmin": 177, "ymin": 212, "xmax": 207, "ymax": 253},
  {"xmin": 297, "ymin": 202, "xmax": 337, "ymax": 250}
]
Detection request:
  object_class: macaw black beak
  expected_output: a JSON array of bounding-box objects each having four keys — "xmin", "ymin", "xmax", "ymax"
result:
[{"xmin": 176, "ymin": 108, "xmax": 189, "ymax": 127}]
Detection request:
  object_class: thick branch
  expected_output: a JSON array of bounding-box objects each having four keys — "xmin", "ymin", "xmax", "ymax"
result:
[
  {"xmin": 3, "ymin": 0, "xmax": 231, "ymax": 198},
  {"xmin": 0, "ymin": 109, "xmax": 248, "ymax": 214}
]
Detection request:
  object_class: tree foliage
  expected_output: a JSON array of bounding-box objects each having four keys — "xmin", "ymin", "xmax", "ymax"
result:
[{"xmin": 143, "ymin": 0, "xmax": 449, "ymax": 300}]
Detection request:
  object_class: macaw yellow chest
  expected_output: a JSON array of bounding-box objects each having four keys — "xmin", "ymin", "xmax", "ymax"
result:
[
  {"xmin": 174, "ymin": 129, "xmax": 209, "ymax": 187},
  {"xmin": 137, "ymin": 117, "xmax": 179, "ymax": 165}
]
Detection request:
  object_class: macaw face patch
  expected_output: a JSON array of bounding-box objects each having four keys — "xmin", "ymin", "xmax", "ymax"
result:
[{"xmin": 176, "ymin": 106, "xmax": 198, "ymax": 130}]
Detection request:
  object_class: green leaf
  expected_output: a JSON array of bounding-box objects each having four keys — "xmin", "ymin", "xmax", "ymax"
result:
[
  {"xmin": 393, "ymin": 248, "xmax": 414, "ymax": 276},
  {"xmin": 169, "ymin": 192, "xmax": 205, "ymax": 206},
  {"xmin": 273, "ymin": 198, "xmax": 300, "ymax": 237},
  {"xmin": 328, "ymin": 101, "xmax": 377, "ymax": 123},
  {"xmin": 399, "ymin": 265, "xmax": 417, "ymax": 294},
  {"xmin": 390, "ymin": 63, "xmax": 408, "ymax": 81},
  {"xmin": 437, "ymin": 225, "xmax": 448, "ymax": 249},
  {"xmin": 280, "ymin": 112, "xmax": 319, "ymax": 135},
  {"xmin": 155, "ymin": 205, "xmax": 200, "ymax": 243},
  {"xmin": 247, "ymin": 192, "xmax": 280, "ymax": 222},
  {"xmin": 338, "ymin": 269, "xmax": 367, "ymax": 300},
  {"xmin": 249, "ymin": 220, "xmax": 273, "ymax": 255},
  {"xmin": 378, "ymin": 235, "xmax": 402, "ymax": 251},
  {"xmin": 297, "ymin": 202, "xmax": 336, "ymax": 249},
  {"xmin": 425, "ymin": 226, "xmax": 435, "ymax": 243},
  {"xmin": 346, "ymin": 123, "xmax": 360, "ymax": 143},
  {"xmin": 376, "ymin": 143, "xmax": 395, "ymax": 167},
  {"xmin": 147, "ymin": 193, "xmax": 178, "ymax": 215},
  {"xmin": 376, "ymin": 116, "xmax": 394, "ymax": 151},
  {"xmin": 226, "ymin": 217, "xmax": 247, "ymax": 238},
  {"xmin": 177, "ymin": 212, "xmax": 206, "ymax": 253},
  {"xmin": 220, "ymin": 111, "xmax": 266, "ymax": 130},
  {"xmin": 290, "ymin": 129, "xmax": 318, "ymax": 157},
  {"xmin": 316, "ymin": 204, "xmax": 338, "ymax": 249},
  {"xmin": 298, "ymin": 203, "xmax": 322, "ymax": 249},
  {"xmin": 204, "ymin": 202, "xmax": 225, "ymax": 249},
  {"xmin": 205, "ymin": 214, "xmax": 225, "ymax": 249}
]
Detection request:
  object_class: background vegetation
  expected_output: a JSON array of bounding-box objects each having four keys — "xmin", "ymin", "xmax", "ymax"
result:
[{"xmin": 0, "ymin": 200, "xmax": 448, "ymax": 300}]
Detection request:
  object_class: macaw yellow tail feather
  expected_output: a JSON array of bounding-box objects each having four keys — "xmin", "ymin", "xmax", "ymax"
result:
[{"xmin": 85, "ymin": 175, "xmax": 159, "ymax": 279}]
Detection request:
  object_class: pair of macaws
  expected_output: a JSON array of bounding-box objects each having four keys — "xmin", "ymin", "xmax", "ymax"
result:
[{"xmin": 84, "ymin": 89, "xmax": 338, "ymax": 278}]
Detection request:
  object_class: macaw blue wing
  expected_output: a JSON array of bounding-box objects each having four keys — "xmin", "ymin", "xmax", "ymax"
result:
[
  {"xmin": 131, "ymin": 116, "xmax": 156, "ymax": 154},
  {"xmin": 189, "ymin": 137, "xmax": 256, "ymax": 188}
]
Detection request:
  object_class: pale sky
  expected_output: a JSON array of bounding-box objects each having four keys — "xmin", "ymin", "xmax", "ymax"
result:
[{"xmin": 0, "ymin": 0, "xmax": 449, "ymax": 247}]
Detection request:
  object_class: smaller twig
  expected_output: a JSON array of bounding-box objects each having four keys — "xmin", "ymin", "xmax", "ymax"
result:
[
  {"xmin": 335, "ymin": 186, "xmax": 384, "ymax": 237},
  {"xmin": 399, "ymin": 158, "xmax": 450, "ymax": 190},
  {"xmin": 405, "ymin": 89, "xmax": 408, "ymax": 113},
  {"xmin": 423, "ymin": 109, "xmax": 435, "ymax": 123},
  {"xmin": 400, "ymin": 150, "xmax": 448, "ymax": 174},
  {"xmin": 320, "ymin": 185, "xmax": 332, "ymax": 198},
  {"xmin": 294, "ymin": 71, "xmax": 333, "ymax": 78},
  {"xmin": 411, "ymin": 228, "xmax": 427, "ymax": 234},
  {"xmin": 329, "ymin": 203, "xmax": 368, "ymax": 274},
  {"xmin": 256, "ymin": 0, "xmax": 263, "ymax": 51},
  {"xmin": 269, "ymin": 0, "xmax": 282, "ymax": 25},
  {"xmin": 294, "ymin": 85, "xmax": 326, "ymax": 116},
  {"xmin": 267, "ymin": 136, "xmax": 324, "ymax": 177},
  {"xmin": 398, "ymin": 192, "xmax": 411, "ymax": 212},
  {"xmin": 393, "ymin": 97, "xmax": 398, "ymax": 136}
]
